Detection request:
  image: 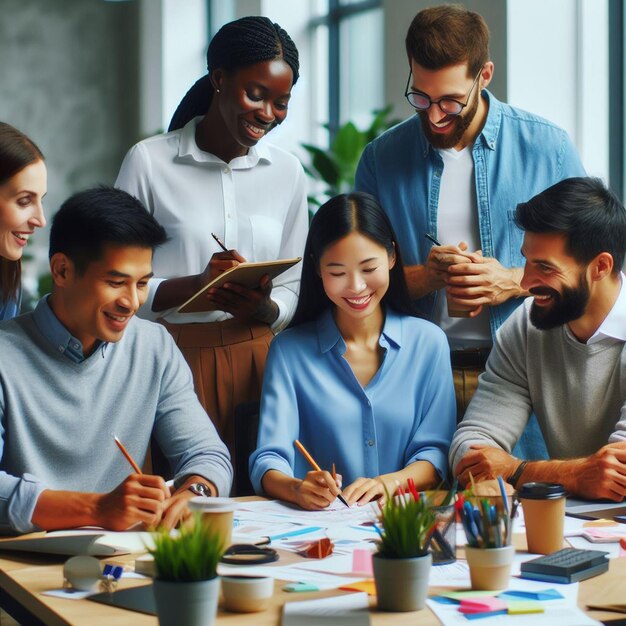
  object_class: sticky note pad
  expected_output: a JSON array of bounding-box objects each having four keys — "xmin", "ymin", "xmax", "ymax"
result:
[
  {"xmin": 459, "ymin": 598, "xmax": 507, "ymax": 614},
  {"xmin": 583, "ymin": 519, "xmax": 618, "ymax": 528},
  {"xmin": 283, "ymin": 582, "xmax": 319, "ymax": 592},
  {"xmin": 507, "ymin": 600, "xmax": 544, "ymax": 614},
  {"xmin": 499, "ymin": 589, "xmax": 564, "ymax": 602},
  {"xmin": 339, "ymin": 580, "xmax": 377, "ymax": 596},
  {"xmin": 351, "ymin": 549, "xmax": 374, "ymax": 576},
  {"xmin": 464, "ymin": 610, "xmax": 508, "ymax": 620}
]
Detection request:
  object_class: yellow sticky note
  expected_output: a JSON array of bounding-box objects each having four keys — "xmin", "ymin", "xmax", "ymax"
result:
[
  {"xmin": 339, "ymin": 580, "xmax": 377, "ymax": 596},
  {"xmin": 507, "ymin": 600, "xmax": 544, "ymax": 614},
  {"xmin": 583, "ymin": 519, "xmax": 618, "ymax": 528}
]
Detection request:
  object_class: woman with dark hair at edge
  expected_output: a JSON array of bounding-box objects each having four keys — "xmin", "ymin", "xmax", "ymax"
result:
[
  {"xmin": 250, "ymin": 192, "xmax": 455, "ymax": 510},
  {"xmin": 115, "ymin": 17, "xmax": 308, "ymax": 471},
  {"xmin": 0, "ymin": 122, "xmax": 47, "ymax": 320}
]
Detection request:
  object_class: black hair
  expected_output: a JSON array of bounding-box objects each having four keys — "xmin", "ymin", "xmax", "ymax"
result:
[
  {"xmin": 168, "ymin": 16, "xmax": 300, "ymax": 132},
  {"xmin": 0, "ymin": 122, "xmax": 45, "ymax": 301},
  {"xmin": 49, "ymin": 186, "xmax": 168, "ymax": 275},
  {"xmin": 290, "ymin": 192, "xmax": 416, "ymax": 328},
  {"xmin": 515, "ymin": 177, "xmax": 626, "ymax": 274}
]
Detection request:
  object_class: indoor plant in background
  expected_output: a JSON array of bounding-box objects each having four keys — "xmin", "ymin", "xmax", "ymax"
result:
[
  {"xmin": 149, "ymin": 513, "xmax": 225, "ymax": 626},
  {"xmin": 301, "ymin": 105, "xmax": 401, "ymax": 211},
  {"xmin": 373, "ymin": 486, "xmax": 436, "ymax": 612}
]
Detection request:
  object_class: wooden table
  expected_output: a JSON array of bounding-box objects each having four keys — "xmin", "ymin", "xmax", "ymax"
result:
[{"xmin": 1, "ymin": 544, "xmax": 625, "ymax": 625}]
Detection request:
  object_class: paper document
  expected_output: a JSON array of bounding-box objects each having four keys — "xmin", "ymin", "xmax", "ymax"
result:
[{"xmin": 282, "ymin": 592, "xmax": 370, "ymax": 626}]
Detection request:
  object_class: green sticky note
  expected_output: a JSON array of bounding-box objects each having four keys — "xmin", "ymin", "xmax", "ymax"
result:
[
  {"xmin": 507, "ymin": 600, "xmax": 544, "ymax": 614},
  {"xmin": 282, "ymin": 582, "xmax": 319, "ymax": 592}
]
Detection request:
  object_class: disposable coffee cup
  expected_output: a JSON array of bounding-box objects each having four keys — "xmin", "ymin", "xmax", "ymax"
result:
[
  {"xmin": 188, "ymin": 496, "xmax": 234, "ymax": 549},
  {"xmin": 465, "ymin": 545, "xmax": 514, "ymax": 590},
  {"xmin": 518, "ymin": 482, "xmax": 566, "ymax": 554},
  {"xmin": 446, "ymin": 291, "xmax": 475, "ymax": 318},
  {"xmin": 221, "ymin": 575, "xmax": 274, "ymax": 612}
]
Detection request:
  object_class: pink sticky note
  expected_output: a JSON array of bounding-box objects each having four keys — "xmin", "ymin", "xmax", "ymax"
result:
[
  {"xmin": 459, "ymin": 598, "xmax": 508, "ymax": 614},
  {"xmin": 351, "ymin": 549, "xmax": 374, "ymax": 576}
]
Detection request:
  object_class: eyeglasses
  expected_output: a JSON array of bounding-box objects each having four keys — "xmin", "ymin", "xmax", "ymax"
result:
[{"xmin": 405, "ymin": 68, "xmax": 482, "ymax": 116}]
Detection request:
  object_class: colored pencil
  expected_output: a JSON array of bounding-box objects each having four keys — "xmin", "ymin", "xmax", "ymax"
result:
[{"xmin": 114, "ymin": 435, "xmax": 142, "ymax": 474}]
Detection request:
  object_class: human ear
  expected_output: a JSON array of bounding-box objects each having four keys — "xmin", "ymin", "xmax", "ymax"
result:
[
  {"xmin": 479, "ymin": 61, "xmax": 494, "ymax": 89},
  {"xmin": 388, "ymin": 242, "xmax": 397, "ymax": 270},
  {"xmin": 590, "ymin": 252, "xmax": 614, "ymax": 281},
  {"xmin": 49, "ymin": 253, "xmax": 73, "ymax": 286},
  {"xmin": 210, "ymin": 69, "xmax": 225, "ymax": 93}
]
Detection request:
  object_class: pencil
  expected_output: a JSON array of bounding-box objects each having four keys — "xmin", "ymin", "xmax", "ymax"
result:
[
  {"xmin": 294, "ymin": 440, "xmax": 349, "ymax": 508},
  {"xmin": 211, "ymin": 232, "xmax": 229, "ymax": 253},
  {"xmin": 114, "ymin": 435, "xmax": 142, "ymax": 474}
]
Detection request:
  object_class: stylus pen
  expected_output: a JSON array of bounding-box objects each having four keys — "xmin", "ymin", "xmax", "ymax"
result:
[
  {"xmin": 425, "ymin": 233, "xmax": 441, "ymax": 246},
  {"xmin": 294, "ymin": 439, "xmax": 350, "ymax": 508},
  {"xmin": 211, "ymin": 232, "xmax": 229, "ymax": 253}
]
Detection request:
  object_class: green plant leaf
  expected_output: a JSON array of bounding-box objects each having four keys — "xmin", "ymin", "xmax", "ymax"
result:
[
  {"xmin": 331, "ymin": 122, "xmax": 365, "ymax": 169},
  {"xmin": 302, "ymin": 144, "xmax": 341, "ymax": 188}
]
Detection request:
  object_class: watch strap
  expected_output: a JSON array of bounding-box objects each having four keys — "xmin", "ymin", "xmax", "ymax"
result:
[{"xmin": 509, "ymin": 460, "xmax": 528, "ymax": 488}]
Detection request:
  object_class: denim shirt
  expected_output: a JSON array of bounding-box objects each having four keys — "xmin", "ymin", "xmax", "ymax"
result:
[{"xmin": 355, "ymin": 90, "xmax": 586, "ymax": 337}]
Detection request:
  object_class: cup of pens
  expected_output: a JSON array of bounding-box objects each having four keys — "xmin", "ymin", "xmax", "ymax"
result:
[
  {"xmin": 424, "ymin": 491, "xmax": 456, "ymax": 565},
  {"xmin": 457, "ymin": 480, "xmax": 516, "ymax": 590}
]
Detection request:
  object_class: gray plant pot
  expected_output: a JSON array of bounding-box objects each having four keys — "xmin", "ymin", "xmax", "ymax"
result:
[
  {"xmin": 153, "ymin": 576, "xmax": 220, "ymax": 626},
  {"xmin": 373, "ymin": 552, "xmax": 432, "ymax": 612}
]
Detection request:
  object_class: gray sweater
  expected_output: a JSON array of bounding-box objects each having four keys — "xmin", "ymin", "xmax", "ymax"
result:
[
  {"xmin": 0, "ymin": 299, "xmax": 232, "ymax": 533},
  {"xmin": 450, "ymin": 298, "xmax": 626, "ymax": 472}
]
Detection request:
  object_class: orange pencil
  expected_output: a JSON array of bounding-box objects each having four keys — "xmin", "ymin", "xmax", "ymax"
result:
[
  {"xmin": 114, "ymin": 435, "xmax": 142, "ymax": 474},
  {"xmin": 294, "ymin": 440, "xmax": 349, "ymax": 508}
]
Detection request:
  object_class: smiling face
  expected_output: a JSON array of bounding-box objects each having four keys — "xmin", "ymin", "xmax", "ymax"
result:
[
  {"xmin": 520, "ymin": 231, "xmax": 591, "ymax": 330},
  {"xmin": 409, "ymin": 60, "xmax": 490, "ymax": 150},
  {"xmin": 319, "ymin": 232, "xmax": 395, "ymax": 325},
  {"xmin": 49, "ymin": 244, "xmax": 153, "ymax": 356},
  {"xmin": 212, "ymin": 58, "xmax": 293, "ymax": 152},
  {"xmin": 0, "ymin": 159, "xmax": 47, "ymax": 261}
]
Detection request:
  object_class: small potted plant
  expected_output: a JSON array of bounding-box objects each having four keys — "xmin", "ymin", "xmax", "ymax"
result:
[
  {"xmin": 149, "ymin": 513, "xmax": 225, "ymax": 626},
  {"xmin": 373, "ymin": 485, "xmax": 436, "ymax": 612}
]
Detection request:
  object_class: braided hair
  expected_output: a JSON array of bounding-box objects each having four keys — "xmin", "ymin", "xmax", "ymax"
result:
[
  {"xmin": 0, "ymin": 122, "xmax": 44, "ymax": 302},
  {"xmin": 168, "ymin": 16, "xmax": 300, "ymax": 132}
]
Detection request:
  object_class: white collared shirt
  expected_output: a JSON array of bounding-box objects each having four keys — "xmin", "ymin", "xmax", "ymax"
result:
[
  {"xmin": 587, "ymin": 272, "xmax": 626, "ymax": 345},
  {"xmin": 115, "ymin": 117, "xmax": 308, "ymax": 330}
]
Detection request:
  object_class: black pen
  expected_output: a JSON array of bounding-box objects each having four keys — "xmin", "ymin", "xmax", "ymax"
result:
[
  {"xmin": 425, "ymin": 233, "xmax": 441, "ymax": 246},
  {"xmin": 211, "ymin": 232, "xmax": 229, "ymax": 253}
]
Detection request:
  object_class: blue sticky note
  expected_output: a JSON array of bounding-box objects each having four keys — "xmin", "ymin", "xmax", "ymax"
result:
[
  {"xmin": 283, "ymin": 582, "xmax": 319, "ymax": 592},
  {"xmin": 464, "ymin": 609, "xmax": 508, "ymax": 620},
  {"xmin": 498, "ymin": 589, "xmax": 564, "ymax": 601},
  {"xmin": 429, "ymin": 596, "xmax": 460, "ymax": 605}
]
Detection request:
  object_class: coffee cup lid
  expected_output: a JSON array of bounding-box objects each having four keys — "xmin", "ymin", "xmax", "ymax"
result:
[
  {"xmin": 188, "ymin": 496, "xmax": 235, "ymax": 512},
  {"xmin": 517, "ymin": 482, "xmax": 566, "ymax": 500}
]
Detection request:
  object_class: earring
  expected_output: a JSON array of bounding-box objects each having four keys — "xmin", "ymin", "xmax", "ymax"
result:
[{"xmin": 216, "ymin": 88, "xmax": 220, "ymax": 94}]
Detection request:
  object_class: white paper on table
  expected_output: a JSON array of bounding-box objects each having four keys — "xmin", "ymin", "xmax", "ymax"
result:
[{"xmin": 282, "ymin": 591, "xmax": 370, "ymax": 626}]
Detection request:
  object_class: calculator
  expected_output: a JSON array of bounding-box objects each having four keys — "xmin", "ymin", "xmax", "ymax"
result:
[{"xmin": 520, "ymin": 548, "xmax": 609, "ymax": 584}]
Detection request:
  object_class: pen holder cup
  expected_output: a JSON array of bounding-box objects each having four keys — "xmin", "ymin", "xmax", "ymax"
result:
[
  {"xmin": 465, "ymin": 545, "xmax": 515, "ymax": 590},
  {"xmin": 463, "ymin": 494, "xmax": 515, "ymax": 520},
  {"xmin": 428, "ymin": 504, "xmax": 456, "ymax": 565}
]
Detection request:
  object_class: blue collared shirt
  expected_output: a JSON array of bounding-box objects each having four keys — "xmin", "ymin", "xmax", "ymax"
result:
[
  {"xmin": 249, "ymin": 308, "xmax": 456, "ymax": 493},
  {"xmin": 32, "ymin": 295, "xmax": 103, "ymax": 362},
  {"xmin": 355, "ymin": 90, "xmax": 586, "ymax": 337}
]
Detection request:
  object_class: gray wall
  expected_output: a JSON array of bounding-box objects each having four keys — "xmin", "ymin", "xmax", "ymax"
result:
[{"xmin": 0, "ymin": 0, "xmax": 139, "ymax": 219}]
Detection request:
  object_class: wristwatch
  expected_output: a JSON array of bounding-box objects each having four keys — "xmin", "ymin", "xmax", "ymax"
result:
[
  {"xmin": 188, "ymin": 482, "xmax": 212, "ymax": 497},
  {"xmin": 508, "ymin": 460, "xmax": 528, "ymax": 488}
]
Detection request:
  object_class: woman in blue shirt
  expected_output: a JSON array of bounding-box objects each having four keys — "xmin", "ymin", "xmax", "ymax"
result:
[
  {"xmin": 250, "ymin": 192, "xmax": 455, "ymax": 509},
  {"xmin": 0, "ymin": 123, "xmax": 47, "ymax": 320}
]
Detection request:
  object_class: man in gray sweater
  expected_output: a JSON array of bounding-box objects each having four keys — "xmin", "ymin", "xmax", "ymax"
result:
[
  {"xmin": 450, "ymin": 177, "xmax": 626, "ymax": 500},
  {"xmin": 0, "ymin": 188, "xmax": 232, "ymax": 534}
]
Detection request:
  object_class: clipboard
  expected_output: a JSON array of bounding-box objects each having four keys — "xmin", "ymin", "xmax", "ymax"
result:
[{"xmin": 177, "ymin": 257, "xmax": 301, "ymax": 314}]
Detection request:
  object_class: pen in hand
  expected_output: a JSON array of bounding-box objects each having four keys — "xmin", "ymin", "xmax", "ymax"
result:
[
  {"xmin": 425, "ymin": 233, "xmax": 441, "ymax": 246},
  {"xmin": 114, "ymin": 435, "xmax": 142, "ymax": 474},
  {"xmin": 294, "ymin": 439, "xmax": 350, "ymax": 508},
  {"xmin": 211, "ymin": 232, "xmax": 230, "ymax": 254}
]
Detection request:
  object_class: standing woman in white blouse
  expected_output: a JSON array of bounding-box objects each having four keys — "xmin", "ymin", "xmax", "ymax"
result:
[{"xmin": 115, "ymin": 17, "xmax": 307, "ymax": 466}]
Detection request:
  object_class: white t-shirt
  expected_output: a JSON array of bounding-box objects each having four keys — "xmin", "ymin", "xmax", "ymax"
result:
[
  {"xmin": 115, "ymin": 117, "xmax": 309, "ymax": 330},
  {"xmin": 432, "ymin": 146, "xmax": 491, "ymax": 349}
]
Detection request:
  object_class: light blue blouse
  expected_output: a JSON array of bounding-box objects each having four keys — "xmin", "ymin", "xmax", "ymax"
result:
[{"xmin": 249, "ymin": 308, "xmax": 456, "ymax": 494}]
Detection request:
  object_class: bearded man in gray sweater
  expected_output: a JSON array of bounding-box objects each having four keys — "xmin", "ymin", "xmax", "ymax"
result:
[
  {"xmin": 0, "ymin": 188, "xmax": 232, "ymax": 534},
  {"xmin": 450, "ymin": 177, "xmax": 626, "ymax": 500}
]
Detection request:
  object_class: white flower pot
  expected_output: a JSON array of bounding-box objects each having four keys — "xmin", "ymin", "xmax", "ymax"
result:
[
  {"xmin": 373, "ymin": 552, "xmax": 432, "ymax": 612},
  {"xmin": 153, "ymin": 576, "xmax": 220, "ymax": 626}
]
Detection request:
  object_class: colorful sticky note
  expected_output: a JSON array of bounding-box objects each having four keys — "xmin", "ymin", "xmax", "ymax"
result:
[
  {"xmin": 464, "ymin": 610, "xmax": 508, "ymax": 620},
  {"xmin": 339, "ymin": 580, "xmax": 377, "ymax": 596},
  {"xmin": 459, "ymin": 598, "xmax": 507, "ymax": 614},
  {"xmin": 507, "ymin": 600, "xmax": 544, "ymax": 614},
  {"xmin": 351, "ymin": 549, "xmax": 374, "ymax": 576},
  {"xmin": 582, "ymin": 519, "xmax": 618, "ymax": 528},
  {"xmin": 444, "ymin": 591, "xmax": 501, "ymax": 600},
  {"xmin": 498, "ymin": 589, "xmax": 564, "ymax": 601},
  {"xmin": 283, "ymin": 582, "xmax": 319, "ymax": 592}
]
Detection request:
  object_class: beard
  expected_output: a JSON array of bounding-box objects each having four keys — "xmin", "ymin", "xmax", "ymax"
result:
[
  {"xmin": 529, "ymin": 275, "xmax": 590, "ymax": 331},
  {"xmin": 419, "ymin": 87, "xmax": 480, "ymax": 149}
]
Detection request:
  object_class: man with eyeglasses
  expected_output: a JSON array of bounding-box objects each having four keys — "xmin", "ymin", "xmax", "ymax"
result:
[{"xmin": 355, "ymin": 4, "xmax": 585, "ymax": 458}]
